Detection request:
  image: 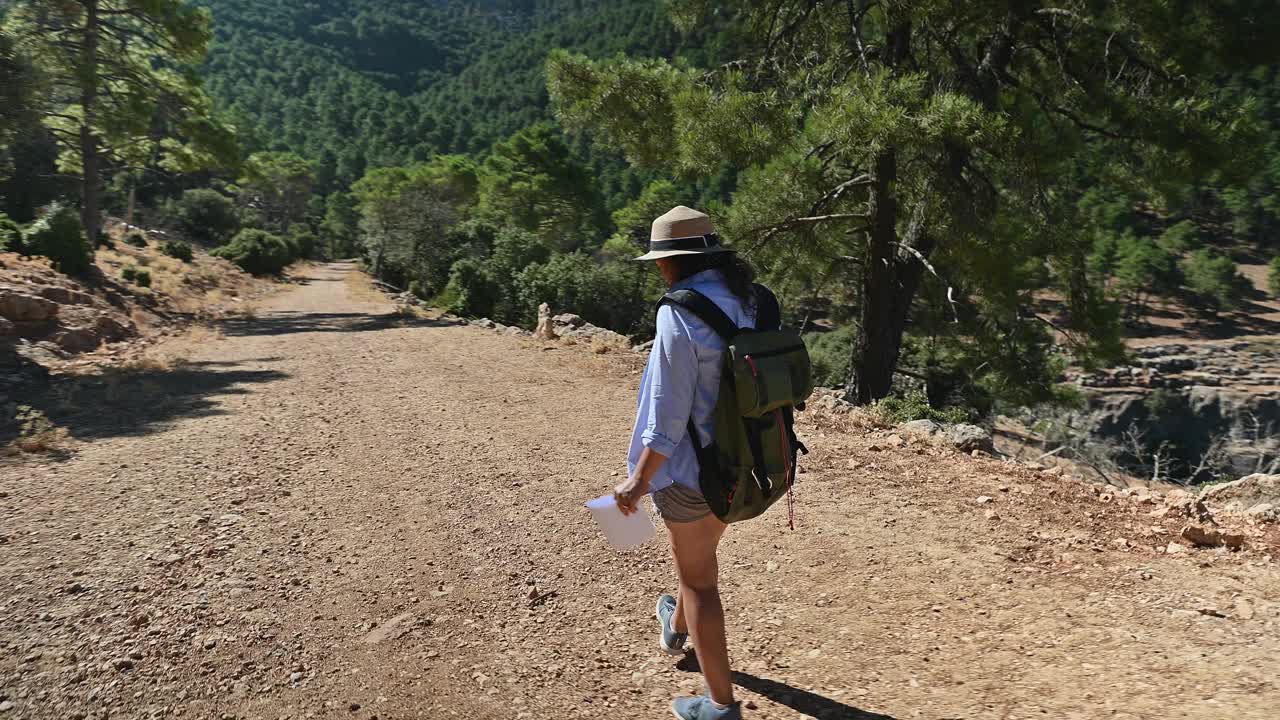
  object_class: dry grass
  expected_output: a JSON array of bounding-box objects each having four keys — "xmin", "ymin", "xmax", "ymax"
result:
[{"xmin": 343, "ymin": 270, "xmax": 394, "ymax": 306}]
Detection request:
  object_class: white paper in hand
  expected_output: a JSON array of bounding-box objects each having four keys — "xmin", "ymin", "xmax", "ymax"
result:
[{"xmin": 585, "ymin": 494, "xmax": 656, "ymax": 550}]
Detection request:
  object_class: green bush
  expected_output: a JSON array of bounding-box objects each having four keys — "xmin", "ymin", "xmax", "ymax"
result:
[
  {"xmin": 121, "ymin": 265, "xmax": 151, "ymax": 288},
  {"xmin": 171, "ymin": 188, "xmax": 239, "ymax": 244},
  {"xmin": 1181, "ymin": 248, "xmax": 1248, "ymax": 312},
  {"xmin": 25, "ymin": 204, "xmax": 93, "ymax": 276},
  {"xmin": 161, "ymin": 239, "xmax": 194, "ymax": 263},
  {"xmin": 211, "ymin": 228, "xmax": 291, "ymax": 275},
  {"xmin": 515, "ymin": 253, "xmax": 649, "ymax": 331},
  {"xmin": 0, "ymin": 214, "xmax": 23, "ymax": 254},
  {"xmin": 1113, "ymin": 235, "xmax": 1180, "ymax": 318},
  {"xmin": 125, "ymin": 232, "xmax": 148, "ymax": 248},
  {"xmin": 804, "ymin": 325, "xmax": 856, "ymax": 388},
  {"xmin": 875, "ymin": 389, "xmax": 969, "ymax": 425},
  {"xmin": 1159, "ymin": 220, "xmax": 1202, "ymax": 254},
  {"xmin": 443, "ymin": 256, "xmax": 499, "ymax": 319},
  {"xmin": 285, "ymin": 223, "xmax": 317, "ymax": 260},
  {"xmin": 1269, "ymin": 257, "xmax": 1280, "ymax": 298}
]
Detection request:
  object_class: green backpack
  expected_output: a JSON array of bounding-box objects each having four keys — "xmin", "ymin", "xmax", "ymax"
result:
[{"xmin": 660, "ymin": 284, "xmax": 813, "ymax": 526}]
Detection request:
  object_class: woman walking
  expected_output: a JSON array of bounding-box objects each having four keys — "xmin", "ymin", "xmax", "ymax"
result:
[{"xmin": 613, "ymin": 206, "xmax": 756, "ymax": 720}]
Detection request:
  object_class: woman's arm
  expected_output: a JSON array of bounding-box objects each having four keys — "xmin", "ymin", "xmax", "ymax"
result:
[
  {"xmin": 615, "ymin": 304, "xmax": 698, "ymax": 514},
  {"xmin": 615, "ymin": 447, "xmax": 668, "ymax": 515}
]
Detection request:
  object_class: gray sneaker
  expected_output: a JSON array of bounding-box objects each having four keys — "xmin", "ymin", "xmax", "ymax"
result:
[
  {"xmin": 671, "ymin": 695, "xmax": 742, "ymax": 720},
  {"xmin": 655, "ymin": 594, "xmax": 688, "ymax": 656}
]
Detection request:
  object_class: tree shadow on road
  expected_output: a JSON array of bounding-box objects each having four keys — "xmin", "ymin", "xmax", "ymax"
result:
[
  {"xmin": 5, "ymin": 359, "xmax": 289, "ymax": 448},
  {"xmin": 221, "ymin": 311, "xmax": 462, "ymax": 338},
  {"xmin": 676, "ymin": 653, "xmax": 898, "ymax": 719}
]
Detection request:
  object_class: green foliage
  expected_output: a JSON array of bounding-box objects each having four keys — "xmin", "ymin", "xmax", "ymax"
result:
[
  {"xmin": 1159, "ymin": 220, "xmax": 1203, "ymax": 254},
  {"xmin": 478, "ymin": 124, "xmax": 606, "ymax": 249},
  {"xmin": 0, "ymin": 215, "xmax": 23, "ymax": 254},
  {"xmin": 238, "ymin": 152, "xmax": 314, "ymax": 233},
  {"xmin": 4, "ymin": 0, "xmax": 237, "ymax": 245},
  {"xmin": 125, "ymin": 233, "xmax": 148, "ymax": 248},
  {"xmin": 285, "ymin": 224, "xmax": 317, "ymax": 261},
  {"xmin": 161, "ymin": 240, "xmax": 194, "ymax": 263},
  {"xmin": 1181, "ymin": 248, "xmax": 1249, "ymax": 312},
  {"xmin": 171, "ymin": 189, "xmax": 239, "ymax": 245},
  {"xmin": 1112, "ymin": 235, "xmax": 1181, "ymax": 317},
  {"xmin": 804, "ymin": 327, "xmax": 856, "ymax": 389},
  {"xmin": 875, "ymin": 389, "xmax": 969, "ymax": 425},
  {"xmin": 1269, "ymin": 257, "xmax": 1280, "ymax": 298},
  {"xmin": 211, "ymin": 228, "xmax": 291, "ymax": 275},
  {"xmin": 551, "ymin": 0, "xmax": 1273, "ymax": 407},
  {"xmin": 353, "ymin": 155, "xmax": 481, "ymax": 289},
  {"xmin": 515, "ymin": 253, "xmax": 650, "ymax": 331},
  {"xmin": 443, "ymin": 256, "xmax": 500, "ymax": 319},
  {"xmin": 121, "ymin": 265, "xmax": 152, "ymax": 288},
  {"xmin": 24, "ymin": 204, "xmax": 93, "ymax": 276}
]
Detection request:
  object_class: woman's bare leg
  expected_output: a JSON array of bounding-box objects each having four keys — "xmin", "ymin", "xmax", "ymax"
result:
[{"xmin": 667, "ymin": 514, "xmax": 732, "ymax": 705}]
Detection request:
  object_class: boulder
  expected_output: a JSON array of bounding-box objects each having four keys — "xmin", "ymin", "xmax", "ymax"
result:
[
  {"xmin": 93, "ymin": 314, "xmax": 134, "ymax": 343},
  {"xmin": 53, "ymin": 327, "xmax": 101, "ymax": 354},
  {"xmin": 1245, "ymin": 503, "xmax": 1277, "ymax": 523},
  {"xmin": 37, "ymin": 286, "xmax": 97, "ymax": 307},
  {"xmin": 552, "ymin": 313, "xmax": 585, "ymax": 329},
  {"xmin": 902, "ymin": 419, "xmax": 944, "ymax": 437},
  {"xmin": 632, "ymin": 340, "xmax": 654, "ymax": 354},
  {"xmin": 533, "ymin": 303, "xmax": 558, "ymax": 341},
  {"xmin": 1199, "ymin": 474, "xmax": 1280, "ymax": 509},
  {"xmin": 0, "ymin": 291, "xmax": 58, "ymax": 322},
  {"xmin": 946, "ymin": 423, "xmax": 995, "ymax": 454},
  {"xmin": 469, "ymin": 318, "xmax": 497, "ymax": 329},
  {"xmin": 1180, "ymin": 523, "xmax": 1246, "ymax": 550}
]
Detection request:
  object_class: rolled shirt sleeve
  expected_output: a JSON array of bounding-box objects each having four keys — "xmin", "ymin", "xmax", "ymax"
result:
[{"xmin": 639, "ymin": 304, "xmax": 699, "ymax": 458}]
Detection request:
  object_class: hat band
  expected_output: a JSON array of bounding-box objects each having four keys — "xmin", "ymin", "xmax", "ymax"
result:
[{"xmin": 650, "ymin": 233, "xmax": 720, "ymax": 252}]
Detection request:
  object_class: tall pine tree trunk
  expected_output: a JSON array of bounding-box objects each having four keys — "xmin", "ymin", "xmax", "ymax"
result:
[{"xmin": 79, "ymin": 0, "xmax": 100, "ymax": 245}]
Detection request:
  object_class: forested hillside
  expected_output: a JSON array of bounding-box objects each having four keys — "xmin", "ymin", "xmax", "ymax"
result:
[{"xmin": 195, "ymin": 0, "xmax": 725, "ymax": 201}]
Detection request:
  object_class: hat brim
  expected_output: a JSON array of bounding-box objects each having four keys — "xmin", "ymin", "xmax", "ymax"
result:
[{"xmin": 633, "ymin": 247, "xmax": 736, "ymax": 262}]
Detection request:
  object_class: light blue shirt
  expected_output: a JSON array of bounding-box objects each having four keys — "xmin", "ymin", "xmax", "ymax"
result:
[{"xmin": 627, "ymin": 269, "xmax": 755, "ymax": 493}]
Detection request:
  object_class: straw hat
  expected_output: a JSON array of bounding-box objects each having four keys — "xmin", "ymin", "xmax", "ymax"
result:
[{"xmin": 633, "ymin": 205, "xmax": 735, "ymax": 261}]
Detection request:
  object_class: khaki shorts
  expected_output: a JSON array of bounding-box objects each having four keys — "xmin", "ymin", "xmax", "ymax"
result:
[{"xmin": 651, "ymin": 482, "xmax": 712, "ymax": 524}]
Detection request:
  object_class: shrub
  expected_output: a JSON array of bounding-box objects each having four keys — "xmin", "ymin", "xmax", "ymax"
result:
[
  {"xmin": 24, "ymin": 204, "xmax": 93, "ymax": 276},
  {"xmin": 161, "ymin": 239, "xmax": 194, "ymax": 263},
  {"xmin": 125, "ymin": 232, "xmax": 148, "ymax": 248},
  {"xmin": 875, "ymin": 388, "xmax": 969, "ymax": 425},
  {"xmin": 211, "ymin": 229, "xmax": 291, "ymax": 275},
  {"xmin": 0, "ymin": 214, "xmax": 23, "ymax": 254},
  {"xmin": 1181, "ymin": 248, "xmax": 1248, "ymax": 312},
  {"xmin": 804, "ymin": 325, "xmax": 857, "ymax": 388},
  {"xmin": 515, "ymin": 253, "xmax": 649, "ymax": 331},
  {"xmin": 1159, "ymin": 220, "xmax": 1202, "ymax": 254},
  {"xmin": 1269, "ymin": 257, "xmax": 1280, "ymax": 298},
  {"xmin": 1113, "ymin": 235, "xmax": 1180, "ymax": 318},
  {"xmin": 285, "ymin": 223, "xmax": 317, "ymax": 260},
  {"xmin": 171, "ymin": 188, "xmax": 238, "ymax": 244},
  {"xmin": 443, "ymin": 256, "xmax": 498, "ymax": 319},
  {"xmin": 121, "ymin": 265, "xmax": 151, "ymax": 287}
]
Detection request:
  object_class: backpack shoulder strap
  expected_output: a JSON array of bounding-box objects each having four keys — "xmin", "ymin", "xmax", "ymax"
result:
[
  {"xmin": 659, "ymin": 288, "xmax": 740, "ymax": 341},
  {"xmin": 752, "ymin": 283, "xmax": 781, "ymax": 331}
]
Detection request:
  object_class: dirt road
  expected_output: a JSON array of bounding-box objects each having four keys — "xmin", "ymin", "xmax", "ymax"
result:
[{"xmin": 4, "ymin": 262, "xmax": 1279, "ymax": 720}]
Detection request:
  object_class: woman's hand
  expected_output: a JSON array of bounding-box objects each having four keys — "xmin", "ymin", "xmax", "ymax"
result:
[{"xmin": 614, "ymin": 473, "xmax": 651, "ymax": 516}]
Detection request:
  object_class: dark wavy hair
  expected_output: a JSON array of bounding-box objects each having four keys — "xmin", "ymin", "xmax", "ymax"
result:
[{"xmin": 668, "ymin": 251, "xmax": 757, "ymax": 310}]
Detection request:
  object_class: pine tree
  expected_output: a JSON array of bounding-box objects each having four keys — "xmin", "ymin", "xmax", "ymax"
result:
[
  {"xmin": 4, "ymin": 1, "xmax": 227, "ymax": 244},
  {"xmin": 549, "ymin": 1, "xmax": 1277, "ymax": 405}
]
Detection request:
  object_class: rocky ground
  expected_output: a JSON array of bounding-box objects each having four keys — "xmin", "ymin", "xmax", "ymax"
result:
[
  {"xmin": 1, "ymin": 221, "xmax": 274, "ymax": 409},
  {"xmin": 3, "ymin": 262, "xmax": 1279, "ymax": 720}
]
